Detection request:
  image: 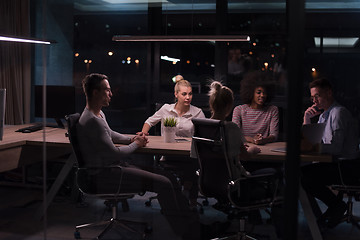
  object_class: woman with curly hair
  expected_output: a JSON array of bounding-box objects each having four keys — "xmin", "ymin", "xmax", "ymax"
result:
[{"xmin": 232, "ymin": 71, "xmax": 279, "ymax": 145}]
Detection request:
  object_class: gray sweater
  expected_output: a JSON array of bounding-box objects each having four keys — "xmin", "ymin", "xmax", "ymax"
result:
[{"xmin": 77, "ymin": 108, "xmax": 139, "ymax": 168}]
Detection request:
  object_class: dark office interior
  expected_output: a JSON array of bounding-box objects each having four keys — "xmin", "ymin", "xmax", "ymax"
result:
[{"xmin": 1, "ymin": 0, "xmax": 360, "ymax": 239}]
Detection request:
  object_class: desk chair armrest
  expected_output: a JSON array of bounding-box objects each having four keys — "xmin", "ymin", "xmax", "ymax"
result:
[
  {"xmin": 76, "ymin": 166, "xmax": 145, "ymax": 196},
  {"xmin": 77, "ymin": 165, "xmax": 122, "ymax": 171},
  {"xmin": 192, "ymin": 136, "xmax": 222, "ymax": 145},
  {"xmin": 243, "ymin": 172, "xmax": 278, "ymax": 180},
  {"xmin": 229, "ymin": 172, "xmax": 277, "ymax": 188},
  {"xmin": 229, "ymin": 172, "xmax": 282, "ymax": 203}
]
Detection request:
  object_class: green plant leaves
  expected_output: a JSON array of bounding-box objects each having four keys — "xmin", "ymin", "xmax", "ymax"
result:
[{"xmin": 163, "ymin": 117, "xmax": 178, "ymax": 127}]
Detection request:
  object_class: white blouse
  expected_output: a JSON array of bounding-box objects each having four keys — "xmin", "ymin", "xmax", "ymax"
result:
[{"xmin": 145, "ymin": 103, "xmax": 205, "ymax": 137}]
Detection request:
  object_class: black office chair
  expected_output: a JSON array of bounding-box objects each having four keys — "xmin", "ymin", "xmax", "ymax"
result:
[
  {"xmin": 331, "ymin": 161, "xmax": 360, "ymax": 229},
  {"xmin": 330, "ymin": 119, "xmax": 360, "ymax": 229},
  {"xmin": 191, "ymin": 118, "xmax": 282, "ymax": 239},
  {"xmin": 65, "ymin": 113, "xmax": 151, "ymax": 239}
]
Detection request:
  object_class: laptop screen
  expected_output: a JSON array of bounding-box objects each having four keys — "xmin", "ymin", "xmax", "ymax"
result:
[{"xmin": 301, "ymin": 123, "xmax": 326, "ymax": 145}]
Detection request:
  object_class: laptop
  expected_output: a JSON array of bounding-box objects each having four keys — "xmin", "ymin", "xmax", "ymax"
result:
[{"xmin": 271, "ymin": 123, "xmax": 326, "ymax": 153}]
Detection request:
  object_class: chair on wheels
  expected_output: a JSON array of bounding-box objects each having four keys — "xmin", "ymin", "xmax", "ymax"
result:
[
  {"xmin": 331, "ymin": 161, "xmax": 360, "ymax": 229},
  {"xmin": 191, "ymin": 118, "xmax": 282, "ymax": 239},
  {"xmin": 66, "ymin": 113, "xmax": 151, "ymax": 239}
]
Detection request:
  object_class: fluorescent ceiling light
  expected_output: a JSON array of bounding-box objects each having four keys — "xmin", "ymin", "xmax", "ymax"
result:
[
  {"xmin": 161, "ymin": 56, "xmax": 180, "ymax": 62},
  {"xmin": 113, "ymin": 35, "xmax": 250, "ymax": 42},
  {"xmin": 102, "ymin": 0, "xmax": 167, "ymax": 3},
  {"xmin": 0, "ymin": 36, "xmax": 51, "ymax": 45},
  {"xmin": 314, "ymin": 37, "xmax": 359, "ymax": 48}
]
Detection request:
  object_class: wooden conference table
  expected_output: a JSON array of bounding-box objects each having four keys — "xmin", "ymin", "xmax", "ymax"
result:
[
  {"xmin": 0, "ymin": 124, "xmax": 331, "ymax": 173},
  {"xmin": 0, "ymin": 124, "xmax": 329, "ymax": 239}
]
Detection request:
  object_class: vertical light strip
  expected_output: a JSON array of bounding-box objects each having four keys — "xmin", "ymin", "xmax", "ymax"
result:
[{"xmin": 42, "ymin": 0, "xmax": 48, "ymax": 239}]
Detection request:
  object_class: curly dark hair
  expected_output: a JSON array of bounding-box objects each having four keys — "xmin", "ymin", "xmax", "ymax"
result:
[{"xmin": 240, "ymin": 71, "xmax": 275, "ymax": 105}]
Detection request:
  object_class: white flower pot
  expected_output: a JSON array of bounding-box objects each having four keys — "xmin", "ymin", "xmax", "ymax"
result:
[{"xmin": 163, "ymin": 126, "xmax": 176, "ymax": 143}]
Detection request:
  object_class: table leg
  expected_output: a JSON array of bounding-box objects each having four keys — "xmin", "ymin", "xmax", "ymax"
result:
[
  {"xmin": 35, "ymin": 153, "xmax": 76, "ymax": 220},
  {"xmin": 299, "ymin": 186, "xmax": 323, "ymax": 240}
]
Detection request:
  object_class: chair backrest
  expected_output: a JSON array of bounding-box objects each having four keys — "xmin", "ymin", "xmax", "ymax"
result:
[
  {"xmin": 65, "ymin": 113, "xmax": 84, "ymax": 167},
  {"xmin": 191, "ymin": 118, "xmax": 235, "ymax": 201},
  {"xmin": 192, "ymin": 118, "xmax": 279, "ymax": 208}
]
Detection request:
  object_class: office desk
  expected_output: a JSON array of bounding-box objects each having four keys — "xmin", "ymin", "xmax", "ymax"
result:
[
  {"xmin": 0, "ymin": 129, "xmax": 327, "ymax": 239},
  {"xmin": 0, "ymin": 125, "xmax": 73, "ymax": 218},
  {"xmin": 133, "ymin": 137, "xmax": 332, "ymax": 163},
  {"xmin": 0, "ymin": 129, "xmax": 331, "ymax": 173},
  {"xmin": 0, "ymin": 125, "xmax": 72, "ymax": 173}
]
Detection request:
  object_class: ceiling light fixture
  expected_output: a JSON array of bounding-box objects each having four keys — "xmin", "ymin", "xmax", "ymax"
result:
[
  {"xmin": 314, "ymin": 37, "xmax": 359, "ymax": 48},
  {"xmin": 113, "ymin": 35, "xmax": 250, "ymax": 42},
  {"xmin": 102, "ymin": 0, "xmax": 168, "ymax": 3},
  {"xmin": 161, "ymin": 56, "xmax": 180, "ymax": 62},
  {"xmin": 0, "ymin": 35, "xmax": 52, "ymax": 45}
]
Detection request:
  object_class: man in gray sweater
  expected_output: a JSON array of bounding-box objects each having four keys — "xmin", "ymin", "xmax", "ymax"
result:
[{"xmin": 77, "ymin": 73, "xmax": 200, "ymax": 239}]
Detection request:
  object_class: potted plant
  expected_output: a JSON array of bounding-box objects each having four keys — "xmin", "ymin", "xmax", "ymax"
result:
[{"xmin": 162, "ymin": 117, "xmax": 177, "ymax": 143}]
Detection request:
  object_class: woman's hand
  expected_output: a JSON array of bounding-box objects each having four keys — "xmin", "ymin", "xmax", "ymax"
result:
[
  {"xmin": 136, "ymin": 131, "xmax": 149, "ymax": 136},
  {"xmin": 247, "ymin": 145, "xmax": 261, "ymax": 154},
  {"xmin": 253, "ymin": 133, "xmax": 263, "ymax": 145}
]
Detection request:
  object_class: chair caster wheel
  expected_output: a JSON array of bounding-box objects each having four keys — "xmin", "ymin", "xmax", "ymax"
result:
[
  {"xmin": 145, "ymin": 200, "xmax": 152, "ymax": 207},
  {"xmin": 74, "ymin": 230, "xmax": 81, "ymax": 239}
]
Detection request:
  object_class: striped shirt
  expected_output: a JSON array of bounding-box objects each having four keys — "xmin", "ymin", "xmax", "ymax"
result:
[{"xmin": 232, "ymin": 104, "xmax": 279, "ymax": 140}]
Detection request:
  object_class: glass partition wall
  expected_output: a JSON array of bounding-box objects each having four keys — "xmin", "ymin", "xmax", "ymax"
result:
[
  {"xmin": 71, "ymin": 2, "xmax": 360, "ymax": 239},
  {"xmin": 7, "ymin": 1, "xmax": 357, "ymax": 240},
  {"xmin": 73, "ymin": 2, "xmax": 288, "ymax": 132}
]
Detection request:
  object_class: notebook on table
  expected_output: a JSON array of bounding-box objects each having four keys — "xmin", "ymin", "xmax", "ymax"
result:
[{"xmin": 271, "ymin": 123, "xmax": 326, "ymax": 153}]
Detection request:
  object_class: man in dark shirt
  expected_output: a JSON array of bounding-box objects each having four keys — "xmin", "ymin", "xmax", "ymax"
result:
[{"xmin": 301, "ymin": 78, "xmax": 360, "ymax": 228}]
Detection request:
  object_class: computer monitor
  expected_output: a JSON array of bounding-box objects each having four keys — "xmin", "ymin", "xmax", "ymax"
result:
[{"xmin": 35, "ymin": 85, "xmax": 76, "ymax": 128}]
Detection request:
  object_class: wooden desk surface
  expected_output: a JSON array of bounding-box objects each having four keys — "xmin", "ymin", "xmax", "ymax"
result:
[
  {"xmin": 135, "ymin": 136, "xmax": 192, "ymax": 156},
  {"xmin": 0, "ymin": 125, "xmax": 72, "ymax": 172},
  {"xmin": 1, "ymin": 125, "xmax": 70, "ymax": 147},
  {"xmin": 136, "ymin": 136, "xmax": 331, "ymax": 162},
  {"xmin": 1, "ymin": 125, "xmax": 331, "ymax": 169}
]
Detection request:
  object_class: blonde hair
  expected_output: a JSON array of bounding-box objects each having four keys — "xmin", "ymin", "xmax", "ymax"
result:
[
  {"xmin": 208, "ymin": 81, "xmax": 234, "ymax": 119},
  {"xmin": 174, "ymin": 78, "xmax": 192, "ymax": 93}
]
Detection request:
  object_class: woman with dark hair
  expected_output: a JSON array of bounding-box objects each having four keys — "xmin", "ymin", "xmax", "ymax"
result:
[{"xmin": 232, "ymin": 71, "xmax": 279, "ymax": 145}]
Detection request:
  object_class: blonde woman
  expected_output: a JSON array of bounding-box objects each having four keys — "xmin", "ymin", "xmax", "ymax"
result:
[
  {"xmin": 141, "ymin": 78, "xmax": 205, "ymax": 137},
  {"xmin": 140, "ymin": 78, "xmax": 205, "ymax": 209}
]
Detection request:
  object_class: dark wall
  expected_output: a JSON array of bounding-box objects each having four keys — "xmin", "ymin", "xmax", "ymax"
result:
[{"xmin": 32, "ymin": 0, "xmax": 74, "ymax": 86}]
